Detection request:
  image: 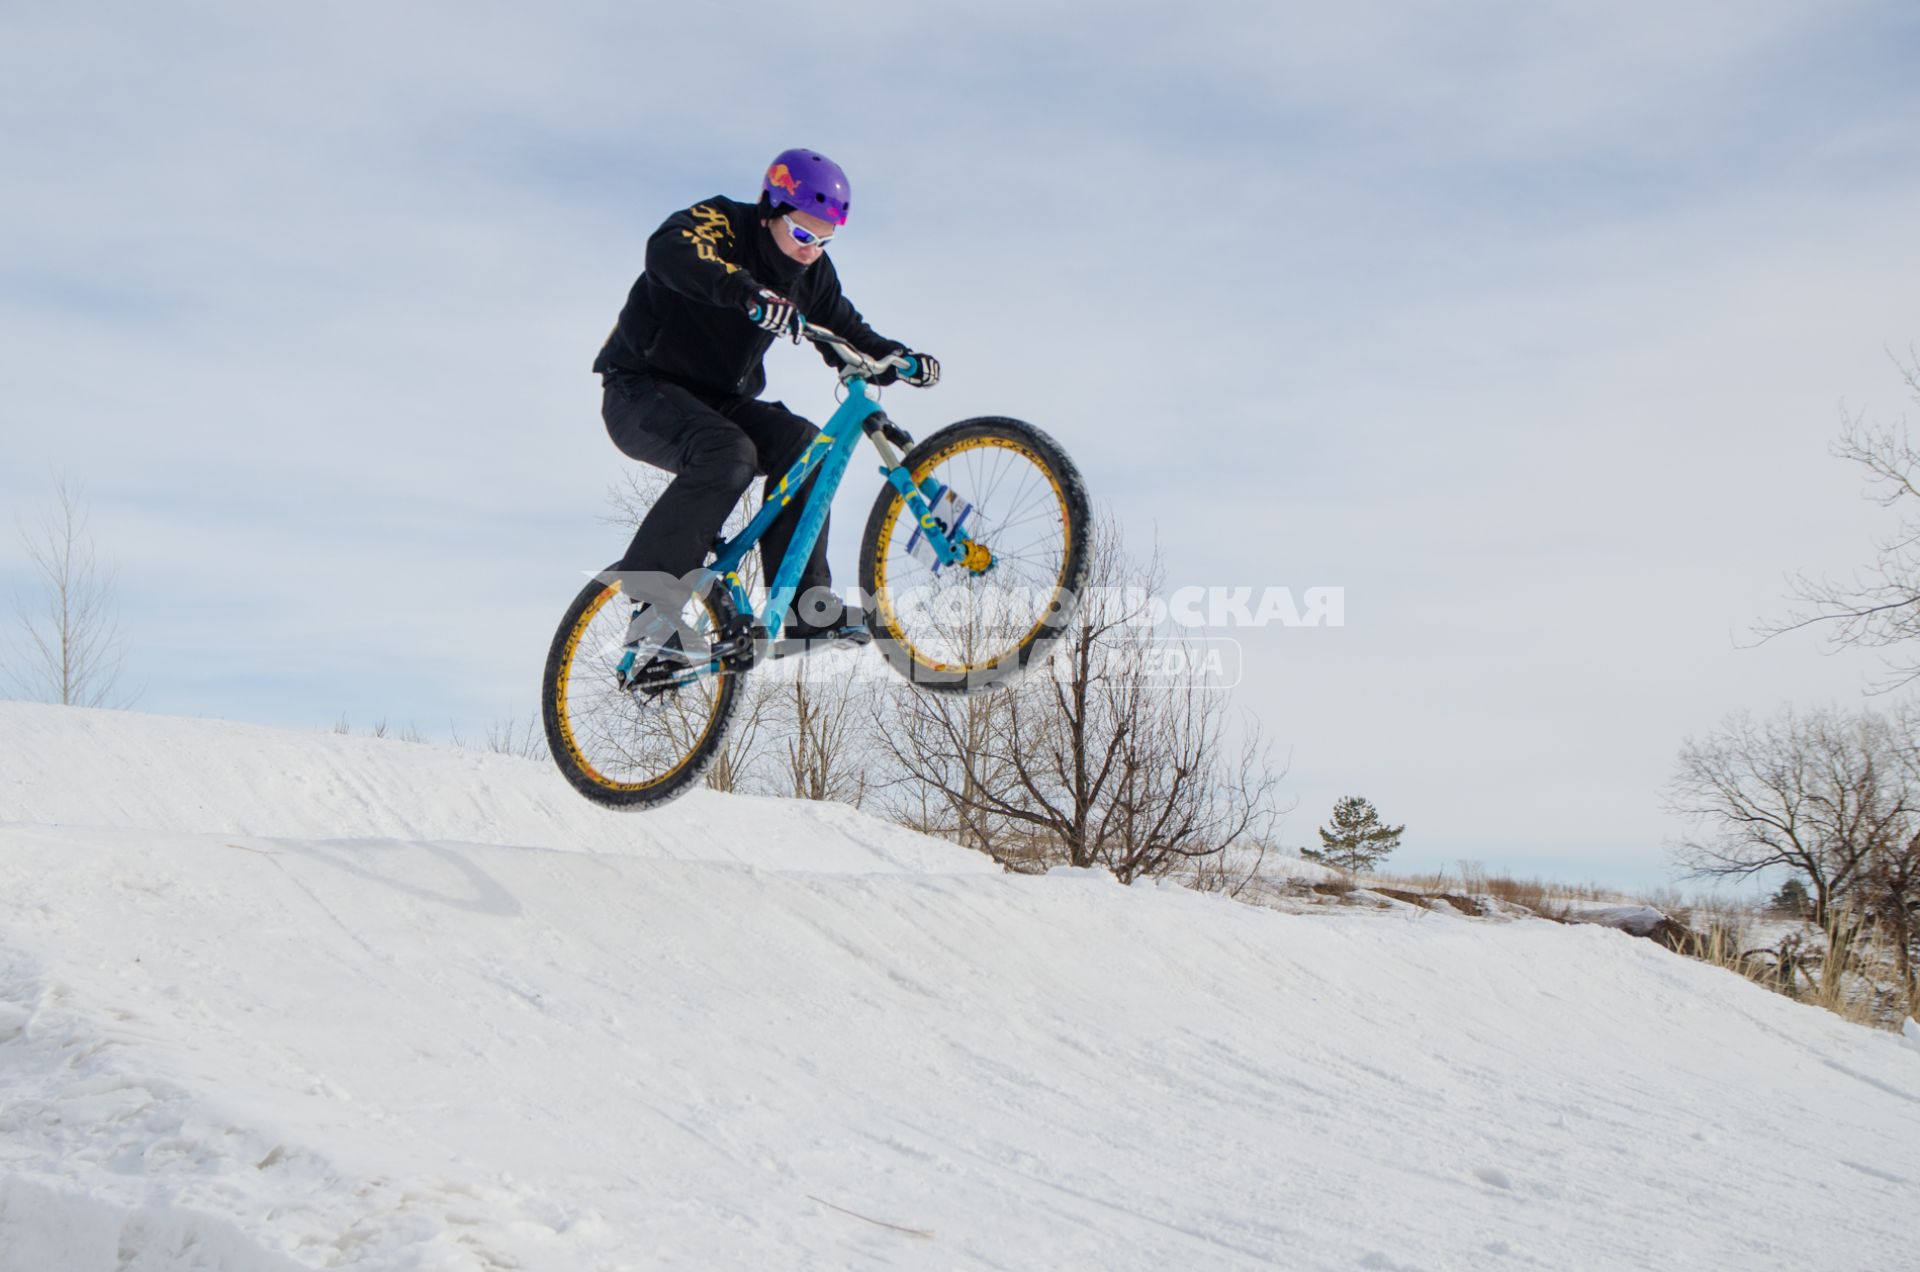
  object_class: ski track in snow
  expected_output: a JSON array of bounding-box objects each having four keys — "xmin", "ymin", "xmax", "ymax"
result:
[{"xmin": 2, "ymin": 701, "xmax": 1918, "ymax": 1270}]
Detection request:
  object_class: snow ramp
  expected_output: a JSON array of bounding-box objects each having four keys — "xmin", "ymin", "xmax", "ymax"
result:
[{"xmin": 1, "ymin": 702, "xmax": 1916, "ymax": 1271}]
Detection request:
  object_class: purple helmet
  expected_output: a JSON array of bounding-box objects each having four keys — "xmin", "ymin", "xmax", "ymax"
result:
[{"xmin": 761, "ymin": 148, "xmax": 851, "ymax": 226}]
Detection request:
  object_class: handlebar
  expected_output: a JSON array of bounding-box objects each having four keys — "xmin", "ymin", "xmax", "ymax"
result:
[{"xmin": 745, "ymin": 308, "xmax": 915, "ymax": 382}]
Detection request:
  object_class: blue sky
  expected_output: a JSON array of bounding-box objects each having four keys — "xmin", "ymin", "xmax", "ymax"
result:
[{"xmin": 4, "ymin": 1, "xmax": 1919, "ymax": 888}]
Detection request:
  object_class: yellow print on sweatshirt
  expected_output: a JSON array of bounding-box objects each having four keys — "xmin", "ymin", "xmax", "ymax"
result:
[{"xmin": 680, "ymin": 203, "xmax": 740, "ymax": 274}]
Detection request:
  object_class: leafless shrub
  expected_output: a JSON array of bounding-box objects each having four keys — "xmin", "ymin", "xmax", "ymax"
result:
[
  {"xmin": 447, "ymin": 715, "xmax": 549, "ymax": 761},
  {"xmin": 1185, "ymin": 840, "xmax": 1272, "ymax": 899},
  {"xmin": 871, "ymin": 684, "xmax": 1028, "ymax": 861},
  {"xmin": 7, "ymin": 475, "xmax": 136, "ymax": 707},
  {"xmin": 770, "ymin": 655, "xmax": 878, "ymax": 805},
  {"xmin": 330, "ymin": 715, "xmax": 431, "ymax": 744},
  {"xmin": 705, "ymin": 675, "xmax": 774, "ymax": 794},
  {"xmin": 483, "ymin": 715, "xmax": 548, "ymax": 761},
  {"xmin": 873, "ymin": 515, "xmax": 1287, "ymax": 882}
]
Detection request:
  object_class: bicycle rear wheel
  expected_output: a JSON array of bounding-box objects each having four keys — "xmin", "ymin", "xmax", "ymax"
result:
[
  {"xmin": 541, "ymin": 574, "xmax": 739, "ymax": 808},
  {"xmin": 858, "ymin": 417, "xmax": 1089, "ymax": 693}
]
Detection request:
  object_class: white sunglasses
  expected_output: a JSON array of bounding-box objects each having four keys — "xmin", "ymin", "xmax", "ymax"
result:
[{"xmin": 782, "ymin": 214, "xmax": 835, "ymax": 249}]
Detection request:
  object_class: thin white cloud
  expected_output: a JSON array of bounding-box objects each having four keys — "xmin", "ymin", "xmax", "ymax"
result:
[{"xmin": 3, "ymin": 0, "xmax": 1917, "ymax": 886}]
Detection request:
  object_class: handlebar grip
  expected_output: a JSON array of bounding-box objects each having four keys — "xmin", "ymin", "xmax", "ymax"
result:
[
  {"xmin": 898, "ymin": 354, "xmax": 919, "ymax": 378},
  {"xmin": 747, "ymin": 305, "xmax": 762, "ymax": 323}
]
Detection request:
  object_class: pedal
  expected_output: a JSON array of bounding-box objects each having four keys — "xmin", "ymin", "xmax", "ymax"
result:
[
  {"xmin": 710, "ymin": 616, "xmax": 764, "ymax": 672},
  {"xmin": 621, "ymin": 651, "xmax": 692, "ymax": 698},
  {"xmin": 767, "ymin": 627, "xmax": 872, "ymax": 661}
]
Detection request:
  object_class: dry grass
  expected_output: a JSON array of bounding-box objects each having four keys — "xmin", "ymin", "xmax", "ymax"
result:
[
  {"xmin": 1475, "ymin": 876, "xmax": 1576, "ymax": 922},
  {"xmin": 1356, "ymin": 866, "xmax": 1916, "ymax": 1033},
  {"xmin": 1362, "ymin": 864, "xmax": 1618, "ymax": 922},
  {"xmin": 1684, "ymin": 915, "xmax": 1776, "ymax": 991},
  {"xmin": 1217, "ymin": 855, "xmax": 1920, "ymax": 1031},
  {"xmin": 1680, "ymin": 903, "xmax": 1911, "ymax": 1030},
  {"xmin": 1806, "ymin": 909, "xmax": 1911, "ymax": 1029}
]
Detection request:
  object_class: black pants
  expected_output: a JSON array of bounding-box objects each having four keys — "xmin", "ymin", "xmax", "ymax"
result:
[{"xmin": 602, "ymin": 373, "xmax": 833, "ymax": 606}]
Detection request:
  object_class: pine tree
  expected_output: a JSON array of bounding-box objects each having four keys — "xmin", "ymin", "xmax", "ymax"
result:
[
  {"xmin": 1768, "ymin": 877, "xmax": 1811, "ymax": 918},
  {"xmin": 1302, "ymin": 795, "xmax": 1405, "ymax": 873}
]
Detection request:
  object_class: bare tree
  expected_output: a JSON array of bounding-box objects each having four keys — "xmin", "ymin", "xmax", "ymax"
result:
[
  {"xmin": 1859, "ymin": 827, "xmax": 1919, "ymax": 1001},
  {"xmin": 8, "ymin": 476, "xmax": 135, "ymax": 707},
  {"xmin": 1666, "ymin": 705, "xmax": 1911, "ymax": 924},
  {"xmin": 768, "ymin": 656, "xmax": 876, "ymax": 805},
  {"xmin": 704, "ymin": 674, "xmax": 775, "ymax": 794},
  {"xmin": 1869, "ymin": 701, "xmax": 1920, "ymax": 999},
  {"xmin": 872, "ymin": 680, "xmax": 1025, "ymax": 859},
  {"xmin": 602, "ymin": 468, "xmax": 677, "ymax": 549},
  {"xmin": 1081, "ymin": 682, "xmax": 1280, "ymax": 884},
  {"xmin": 875, "ymin": 516, "xmax": 1284, "ymax": 881},
  {"xmin": 1738, "ymin": 348, "xmax": 1920, "ymax": 1004},
  {"xmin": 1759, "ymin": 349, "xmax": 1920, "ymax": 691},
  {"xmin": 869, "ymin": 519, "xmax": 1148, "ymax": 871}
]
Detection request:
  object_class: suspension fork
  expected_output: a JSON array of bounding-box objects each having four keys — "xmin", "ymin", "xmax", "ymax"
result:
[{"xmin": 865, "ymin": 412, "xmax": 968, "ymax": 568}]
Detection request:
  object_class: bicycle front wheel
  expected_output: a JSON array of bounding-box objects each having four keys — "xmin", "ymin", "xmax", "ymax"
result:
[
  {"xmin": 859, "ymin": 417, "xmax": 1089, "ymax": 693},
  {"xmin": 541, "ymin": 574, "xmax": 739, "ymax": 808}
]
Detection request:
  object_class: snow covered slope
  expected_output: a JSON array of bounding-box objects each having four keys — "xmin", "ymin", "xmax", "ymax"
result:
[{"xmin": 2, "ymin": 703, "xmax": 1916, "ymax": 1271}]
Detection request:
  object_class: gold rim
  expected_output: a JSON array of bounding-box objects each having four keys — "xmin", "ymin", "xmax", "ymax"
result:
[
  {"xmin": 553, "ymin": 585, "xmax": 730, "ymax": 793},
  {"xmin": 870, "ymin": 432, "xmax": 1073, "ymax": 679}
]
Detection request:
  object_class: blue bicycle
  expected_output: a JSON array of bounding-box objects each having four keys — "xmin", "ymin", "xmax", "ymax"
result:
[{"xmin": 542, "ymin": 324, "xmax": 1091, "ymax": 809}]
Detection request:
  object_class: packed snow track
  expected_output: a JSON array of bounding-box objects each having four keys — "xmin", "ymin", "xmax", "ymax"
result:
[{"xmin": 2, "ymin": 703, "xmax": 1916, "ymax": 1270}]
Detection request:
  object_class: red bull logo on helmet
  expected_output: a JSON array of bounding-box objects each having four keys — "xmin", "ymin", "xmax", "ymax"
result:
[{"xmin": 767, "ymin": 163, "xmax": 801, "ymax": 196}]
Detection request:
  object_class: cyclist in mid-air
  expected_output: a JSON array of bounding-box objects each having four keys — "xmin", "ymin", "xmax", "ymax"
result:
[{"xmin": 593, "ymin": 148, "xmax": 939, "ymax": 684}]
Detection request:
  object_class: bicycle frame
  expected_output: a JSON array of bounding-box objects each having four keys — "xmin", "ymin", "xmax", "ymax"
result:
[
  {"xmin": 705, "ymin": 373, "xmax": 967, "ymax": 641},
  {"xmin": 609, "ymin": 326, "xmax": 974, "ymax": 693}
]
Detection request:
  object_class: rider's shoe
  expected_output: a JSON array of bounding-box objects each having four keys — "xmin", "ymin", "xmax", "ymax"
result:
[
  {"xmin": 623, "ymin": 601, "xmax": 674, "ymax": 652},
  {"xmin": 621, "ymin": 603, "xmax": 690, "ymax": 695},
  {"xmin": 784, "ymin": 619, "xmax": 871, "ymax": 644}
]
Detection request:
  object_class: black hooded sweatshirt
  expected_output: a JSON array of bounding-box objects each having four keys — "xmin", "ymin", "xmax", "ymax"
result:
[{"xmin": 592, "ymin": 195, "xmax": 901, "ymax": 401}]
